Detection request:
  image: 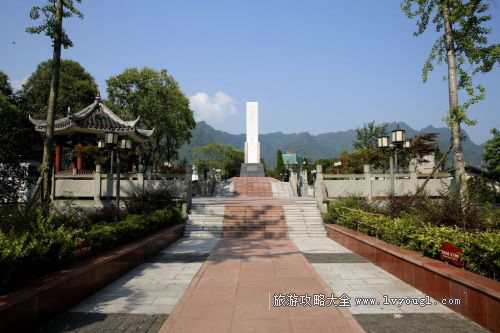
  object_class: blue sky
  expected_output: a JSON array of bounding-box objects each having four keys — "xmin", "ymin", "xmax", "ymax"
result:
[{"xmin": 1, "ymin": 0, "xmax": 499, "ymax": 144}]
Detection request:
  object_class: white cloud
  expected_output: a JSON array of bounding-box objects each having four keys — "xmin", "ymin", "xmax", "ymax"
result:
[
  {"xmin": 189, "ymin": 92, "xmax": 237, "ymax": 122},
  {"xmin": 11, "ymin": 75, "xmax": 29, "ymax": 92}
]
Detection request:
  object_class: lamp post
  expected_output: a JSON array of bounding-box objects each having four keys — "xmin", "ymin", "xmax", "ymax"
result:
[
  {"xmin": 100, "ymin": 132, "xmax": 134, "ymax": 210},
  {"xmin": 104, "ymin": 132, "xmax": 118, "ymax": 185},
  {"xmin": 115, "ymin": 137, "xmax": 132, "ymax": 208},
  {"xmin": 377, "ymin": 125, "xmax": 411, "ymax": 196}
]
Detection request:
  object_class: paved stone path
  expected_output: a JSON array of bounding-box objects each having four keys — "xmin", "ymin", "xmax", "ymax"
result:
[
  {"xmin": 292, "ymin": 230, "xmax": 488, "ymax": 332},
  {"xmin": 40, "ymin": 238, "xmax": 219, "ymax": 333},
  {"xmin": 158, "ymin": 238, "xmax": 365, "ymax": 333},
  {"xmin": 40, "ymin": 177, "xmax": 489, "ymax": 333}
]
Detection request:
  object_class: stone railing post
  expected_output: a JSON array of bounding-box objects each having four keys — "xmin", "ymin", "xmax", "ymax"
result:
[
  {"xmin": 94, "ymin": 164, "xmax": 102, "ymax": 206},
  {"xmin": 314, "ymin": 165, "xmax": 327, "ymax": 213},
  {"xmin": 364, "ymin": 164, "xmax": 372, "ymax": 201},
  {"xmin": 183, "ymin": 165, "xmax": 192, "ymax": 216},
  {"xmin": 290, "ymin": 170, "xmax": 298, "ymax": 196},
  {"xmin": 301, "ymin": 168, "xmax": 309, "ymax": 196},
  {"xmin": 137, "ymin": 164, "xmax": 145, "ymax": 196},
  {"xmin": 409, "ymin": 160, "xmax": 418, "ymax": 193}
]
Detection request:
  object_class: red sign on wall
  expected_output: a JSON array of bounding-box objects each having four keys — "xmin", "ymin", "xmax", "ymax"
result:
[{"xmin": 440, "ymin": 242, "xmax": 463, "ymax": 267}]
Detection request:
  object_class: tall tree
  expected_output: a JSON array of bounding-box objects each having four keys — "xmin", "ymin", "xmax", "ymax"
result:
[
  {"xmin": 482, "ymin": 128, "xmax": 499, "ymax": 181},
  {"xmin": 26, "ymin": 0, "xmax": 83, "ymax": 201},
  {"xmin": 353, "ymin": 121, "xmax": 388, "ymax": 150},
  {"xmin": 19, "ymin": 59, "xmax": 98, "ymax": 119},
  {"xmin": 402, "ymin": 0, "xmax": 499, "ymax": 200},
  {"xmin": 0, "ymin": 73, "xmax": 39, "ymax": 202},
  {"xmin": 275, "ymin": 149, "xmax": 286, "ymax": 180},
  {"xmin": 194, "ymin": 143, "xmax": 243, "ymax": 179},
  {"xmin": 0, "ymin": 72, "xmax": 14, "ymax": 100},
  {"xmin": 106, "ymin": 68, "xmax": 195, "ymax": 171}
]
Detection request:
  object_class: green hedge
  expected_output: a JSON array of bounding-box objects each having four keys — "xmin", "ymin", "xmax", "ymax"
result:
[
  {"xmin": 0, "ymin": 207, "xmax": 184, "ymax": 292},
  {"xmin": 327, "ymin": 209, "xmax": 500, "ymax": 281}
]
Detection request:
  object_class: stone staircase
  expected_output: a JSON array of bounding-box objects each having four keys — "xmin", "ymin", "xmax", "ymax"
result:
[
  {"xmin": 271, "ymin": 181, "xmax": 295, "ymax": 198},
  {"xmin": 214, "ymin": 181, "xmax": 234, "ymax": 197},
  {"xmin": 284, "ymin": 200, "xmax": 327, "ymax": 238},
  {"xmin": 184, "ymin": 203, "xmax": 225, "ymax": 238},
  {"xmin": 223, "ymin": 205, "xmax": 288, "ymax": 238}
]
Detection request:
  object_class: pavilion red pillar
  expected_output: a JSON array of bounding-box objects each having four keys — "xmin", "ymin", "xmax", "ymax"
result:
[
  {"xmin": 55, "ymin": 144, "xmax": 61, "ymax": 172},
  {"xmin": 76, "ymin": 143, "xmax": 83, "ymax": 173}
]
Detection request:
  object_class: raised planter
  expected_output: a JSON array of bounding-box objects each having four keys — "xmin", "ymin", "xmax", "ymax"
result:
[
  {"xmin": 324, "ymin": 223, "xmax": 500, "ymax": 333},
  {"xmin": 0, "ymin": 223, "xmax": 185, "ymax": 333}
]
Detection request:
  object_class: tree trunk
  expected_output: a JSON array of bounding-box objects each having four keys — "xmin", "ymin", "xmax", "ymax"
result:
[
  {"xmin": 413, "ymin": 144, "xmax": 452, "ymax": 198},
  {"xmin": 41, "ymin": 0, "xmax": 63, "ymax": 201},
  {"xmin": 442, "ymin": 1, "xmax": 468, "ymax": 200}
]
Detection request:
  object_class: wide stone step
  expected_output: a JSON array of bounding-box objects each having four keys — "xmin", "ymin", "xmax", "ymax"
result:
[
  {"xmin": 187, "ymin": 223, "xmax": 223, "ymax": 227},
  {"xmin": 187, "ymin": 223, "xmax": 224, "ymax": 227},
  {"xmin": 223, "ymin": 231, "xmax": 288, "ymax": 238},
  {"xmin": 188, "ymin": 218, "xmax": 224, "ymax": 222},
  {"xmin": 184, "ymin": 231, "xmax": 223, "ymax": 237}
]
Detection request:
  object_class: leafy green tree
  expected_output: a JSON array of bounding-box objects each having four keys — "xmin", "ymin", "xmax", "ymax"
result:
[
  {"xmin": 482, "ymin": 128, "xmax": 499, "ymax": 181},
  {"xmin": 260, "ymin": 158, "xmax": 267, "ymax": 176},
  {"xmin": 350, "ymin": 122, "xmax": 390, "ymax": 171},
  {"xmin": 26, "ymin": 0, "xmax": 83, "ymax": 201},
  {"xmin": 0, "ymin": 72, "xmax": 13, "ymax": 100},
  {"xmin": 346, "ymin": 148, "xmax": 388, "ymax": 173},
  {"xmin": 467, "ymin": 175, "xmax": 495, "ymax": 204},
  {"xmin": 194, "ymin": 143, "xmax": 243, "ymax": 179},
  {"xmin": 353, "ymin": 121, "xmax": 388, "ymax": 150},
  {"xmin": 106, "ymin": 68, "xmax": 195, "ymax": 171},
  {"xmin": 313, "ymin": 158, "xmax": 334, "ymax": 173},
  {"xmin": 19, "ymin": 59, "xmax": 98, "ymax": 119},
  {"xmin": 401, "ymin": 0, "xmax": 499, "ymax": 200},
  {"xmin": 274, "ymin": 150, "xmax": 286, "ymax": 180},
  {"xmin": 0, "ymin": 73, "xmax": 40, "ymax": 202}
]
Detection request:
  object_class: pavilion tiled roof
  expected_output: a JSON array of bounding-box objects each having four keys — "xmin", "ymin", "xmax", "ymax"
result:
[{"xmin": 29, "ymin": 97, "xmax": 153, "ymax": 143}]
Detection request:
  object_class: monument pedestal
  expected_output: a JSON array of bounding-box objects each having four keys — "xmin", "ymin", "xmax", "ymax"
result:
[{"xmin": 240, "ymin": 163, "xmax": 265, "ymax": 177}]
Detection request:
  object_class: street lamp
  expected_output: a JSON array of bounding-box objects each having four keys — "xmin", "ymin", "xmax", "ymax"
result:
[
  {"xmin": 377, "ymin": 136, "xmax": 389, "ymax": 149},
  {"xmin": 120, "ymin": 137, "xmax": 132, "ymax": 150},
  {"xmin": 105, "ymin": 132, "xmax": 118, "ymax": 146},
  {"xmin": 115, "ymin": 137, "xmax": 133, "ymax": 208},
  {"xmin": 99, "ymin": 132, "xmax": 133, "ymax": 210},
  {"xmin": 377, "ymin": 125, "xmax": 411, "ymax": 196},
  {"xmin": 391, "ymin": 125, "xmax": 406, "ymax": 144}
]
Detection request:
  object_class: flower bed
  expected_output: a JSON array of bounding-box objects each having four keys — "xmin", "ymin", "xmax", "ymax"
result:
[
  {"xmin": 0, "ymin": 207, "xmax": 184, "ymax": 293},
  {"xmin": 325, "ymin": 207, "xmax": 500, "ymax": 280}
]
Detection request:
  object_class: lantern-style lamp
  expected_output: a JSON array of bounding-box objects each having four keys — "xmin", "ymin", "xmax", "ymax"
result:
[
  {"xmin": 105, "ymin": 132, "xmax": 118, "ymax": 146},
  {"xmin": 391, "ymin": 125, "xmax": 406, "ymax": 144},
  {"xmin": 377, "ymin": 136, "xmax": 389, "ymax": 149},
  {"xmin": 120, "ymin": 137, "xmax": 132, "ymax": 150},
  {"xmin": 404, "ymin": 140, "xmax": 411, "ymax": 149},
  {"xmin": 97, "ymin": 138, "xmax": 105, "ymax": 149}
]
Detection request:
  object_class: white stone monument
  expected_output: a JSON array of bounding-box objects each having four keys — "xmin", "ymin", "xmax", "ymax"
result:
[
  {"xmin": 244, "ymin": 102, "xmax": 260, "ymax": 163},
  {"xmin": 240, "ymin": 101, "xmax": 265, "ymax": 177}
]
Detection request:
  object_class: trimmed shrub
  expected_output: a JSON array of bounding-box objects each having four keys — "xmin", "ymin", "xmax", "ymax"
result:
[
  {"xmin": 332, "ymin": 208, "xmax": 500, "ymax": 280},
  {"xmin": 0, "ymin": 206, "xmax": 184, "ymax": 293}
]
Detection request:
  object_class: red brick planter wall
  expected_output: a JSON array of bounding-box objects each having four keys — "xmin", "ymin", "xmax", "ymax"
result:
[
  {"xmin": 324, "ymin": 224, "xmax": 500, "ymax": 333},
  {"xmin": 0, "ymin": 223, "xmax": 185, "ymax": 333}
]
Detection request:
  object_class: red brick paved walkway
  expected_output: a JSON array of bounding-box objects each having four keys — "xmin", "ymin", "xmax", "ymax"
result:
[
  {"xmin": 223, "ymin": 204, "xmax": 288, "ymax": 238},
  {"xmin": 159, "ymin": 177, "xmax": 365, "ymax": 332},
  {"xmin": 159, "ymin": 237, "xmax": 365, "ymax": 333},
  {"xmin": 230, "ymin": 177, "xmax": 276, "ymax": 197}
]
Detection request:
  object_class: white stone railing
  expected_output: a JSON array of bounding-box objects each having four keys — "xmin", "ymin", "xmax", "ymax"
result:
[
  {"xmin": 52, "ymin": 165, "xmax": 193, "ymax": 209},
  {"xmin": 313, "ymin": 164, "xmax": 452, "ymax": 204}
]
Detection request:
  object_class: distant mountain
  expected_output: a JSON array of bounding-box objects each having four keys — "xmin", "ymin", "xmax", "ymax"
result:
[{"xmin": 178, "ymin": 121, "xmax": 486, "ymax": 168}]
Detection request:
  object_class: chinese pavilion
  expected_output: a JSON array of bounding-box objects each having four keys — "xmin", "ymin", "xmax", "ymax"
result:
[{"xmin": 29, "ymin": 96, "xmax": 153, "ymax": 174}]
